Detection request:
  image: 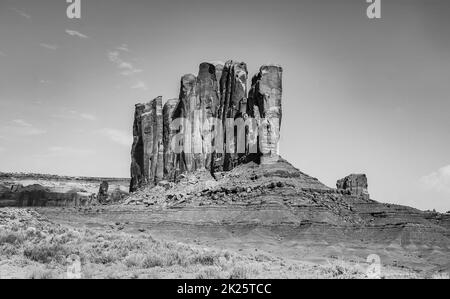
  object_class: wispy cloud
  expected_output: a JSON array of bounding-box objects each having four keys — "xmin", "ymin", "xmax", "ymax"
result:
[
  {"xmin": 39, "ymin": 43, "xmax": 58, "ymax": 51},
  {"xmin": 131, "ymin": 80, "xmax": 148, "ymax": 91},
  {"xmin": 65, "ymin": 29, "xmax": 89, "ymax": 39},
  {"xmin": 52, "ymin": 109, "xmax": 97, "ymax": 121},
  {"xmin": 11, "ymin": 7, "xmax": 31, "ymax": 20},
  {"xmin": 420, "ymin": 165, "xmax": 450, "ymax": 195},
  {"xmin": 79, "ymin": 113, "xmax": 97, "ymax": 121},
  {"xmin": 39, "ymin": 79, "xmax": 53, "ymax": 84},
  {"xmin": 32, "ymin": 100, "xmax": 44, "ymax": 105},
  {"xmin": 107, "ymin": 50, "xmax": 143, "ymax": 76},
  {"xmin": 0, "ymin": 119, "xmax": 46, "ymax": 137},
  {"xmin": 12, "ymin": 119, "xmax": 33, "ymax": 127},
  {"xmin": 96, "ymin": 128, "xmax": 132, "ymax": 147},
  {"xmin": 47, "ymin": 146, "xmax": 95, "ymax": 157},
  {"xmin": 116, "ymin": 44, "xmax": 130, "ymax": 52}
]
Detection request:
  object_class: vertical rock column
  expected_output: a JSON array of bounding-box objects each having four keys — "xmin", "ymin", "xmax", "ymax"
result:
[
  {"xmin": 248, "ymin": 65, "xmax": 283, "ymax": 165},
  {"xmin": 131, "ymin": 97, "xmax": 165, "ymax": 190},
  {"xmin": 130, "ymin": 104, "xmax": 146, "ymax": 192},
  {"xmin": 218, "ymin": 60, "xmax": 248, "ymax": 171},
  {"xmin": 198, "ymin": 62, "xmax": 221, "ymax": 171},
  {"xmin": 130, "ymin": 61, "xmax": 284, "ymax": 191},
  {"xmin": 141, "ymin": 101, "xmax": 154, "ymax": 183},
  {"xmin": 175, "ymin": 74, "xmax": 199, "ymax": 173},
  {"xmin": 151, "ymin": 96, "xmax": 164, "ymax": 184},
  {"xmin": 163, "ymin": 98, "xmax": 180, "ymax": 181}
]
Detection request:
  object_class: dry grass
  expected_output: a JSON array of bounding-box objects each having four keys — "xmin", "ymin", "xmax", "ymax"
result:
[
  {"xmin": 0, "ymin": 209, "xmax": 402, "ymax": 279},
  {"xmin": 0, "ymin": 214, "xmax": 267, "ymax": 278},
  {"xmin": 0, "ymin": 222, "xmax": 378, "ymax": 279},
  {"xmin": 319, "ymin": 260, "xmax": 365, "ymax": 279}
]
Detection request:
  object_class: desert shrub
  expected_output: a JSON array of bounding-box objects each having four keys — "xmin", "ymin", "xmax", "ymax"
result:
[
  {"xmin": 190, "ymin": 251, "xmax": 219, "ymax": 266},
  {"xmin": 195, "ymin": 266, "xmax": 223, "ymax": 279},
  {"xmin": 52, "ymin": 230, "xmax": 82, "ymax": 245},
  {"xmin": 111, "ymin": 237, "xmax": 146, "ymax": 252},
  {"xmin": 86, "ymin": 249, "xmax": 119, "ymax": 265},
  {"xmin": 28, "ymin": 268, "xmax": 56, "ymax": 279},
  {"xmin": 229, "ymin": 264, "xmax": 252, "ymax": 279},
  {"xmin": 222, "ymin": 251, "xmax": 232, "ymax": 261},
  {"xmin": 0, "ymin": 243, "xmax": 19, "ymax": 256},
  {"xmin": 165, "ymin": 251, "xmax": 190, "ymax": 267},
  {"xmin": 320, "ymin": 260, "xmax": 364, "ymax": 279},
  {"xmin": 0, "ymin": 231, "xmax": 24, "ymax": 246},
  {"xmin": 125, "ymin": 253, "xmax": 145, "ymax": 268},
  {"xmin": 84, "ymin": 235, "xmax": 154, "ymax": 266},
  {"xmin": 142, "ymin": 253, "xmax": 165, "ymax": 268},
  {"xmin": 23, "ymin": 243, "xmax": 69, "ymax": 264},
  {"xmin": 254, "ymin": 253, "xmax": 272, "ymax": 262}
]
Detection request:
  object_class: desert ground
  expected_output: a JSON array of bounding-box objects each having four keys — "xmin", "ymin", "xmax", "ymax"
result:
[
  {"xmin": 0, "ymin": 206, "xmax": 446, "ymax": 279},
  {"xmin": 1, "ymin": 161, "xmax": 449, "ymax": 279}
]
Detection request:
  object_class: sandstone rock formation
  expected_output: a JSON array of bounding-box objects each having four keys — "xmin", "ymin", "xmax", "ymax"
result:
[
  {"xmin": 130, "ymin": 61, "xmax": 283, "ymax": 191},
  {"xmin": 218, "ymin": 61, "xmax": 249, "ymax": 171},
  {"xmin": 130, "ymin": 97, "xmax": 164, "ymax": 191},
  {"xmin": 98, "ymin": 181, "xmax": 109, "ymax": 203},
  {"xmin": 0, "ymin": 173, "xmax": 129, "ymax": 207},
  {"xmin": 123, "ymin": 158, "xmax": 450, "ymax": 261},
  {"xmin": 337, "ymin": 174, "xmax": 370, "ymax": 199},
  {"xmin": 163, "ymin": 98, "xmax": 180, "ymax": 181},
  {"xmin": 248, "ymin": 65, "xmax": 283, "ymax": 165},
  {"xmin": 130, "ymin": 104, "xmax": 146, "ymax": 192}
]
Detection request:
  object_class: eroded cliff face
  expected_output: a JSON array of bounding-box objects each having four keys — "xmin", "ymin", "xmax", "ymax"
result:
[
  {"xmin": 248, "ymin": 65, "xmax": 283, "ymax": 165},
  {"xmin": 0, "ymin": 173, "xmax": 129, "ymax": 207},
  {"xmin": 130, "ymin": 61, "xmax": 283, "ymax": 192}
]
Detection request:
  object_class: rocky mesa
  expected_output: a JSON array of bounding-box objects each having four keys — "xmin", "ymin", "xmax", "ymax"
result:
[
  {"xmin": 126, "ymin": 60, "xmax": 450, "ymax": 262},
  {"xmin": 0, "ymin": 173, "xmax": 129, "ymax": 207}
]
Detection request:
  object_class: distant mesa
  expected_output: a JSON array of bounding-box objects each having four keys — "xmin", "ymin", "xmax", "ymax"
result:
[{"xmin": 0, "ymin": 173, "xmax": 129, "ymax": 207}]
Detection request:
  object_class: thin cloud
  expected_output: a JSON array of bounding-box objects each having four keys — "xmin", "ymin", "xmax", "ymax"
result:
[
  {"xmin": 39, "ymin": 43, "xmax": 58, "ymax": 51},
  {"xmin": 0, "ymin": 119, "xmax": 46, "ymax": 137},
  {"xmin": 0, "ymin": 51, "xmax": 6, "ymax": 57},
  {"xmin": 97, "ymin": 128, "xmax": 132, "ymax": 147},
  {"xmin": 12, "ymin": 119, "xmax": 33, "ymax": 127},
  {"xmin": 107, "ymin": 50, "xmax": 143, "ymax": 76},
  {"xmin": 11, "ymin": 7, "xmax": 31, "ymax": 20},
  {"xmin": 80, "ymin": 113, "xmax": 97, "ymax": 121},
  {"xmin": 65, "ymin": 29, "xmax": 89, "ymax": 39},
  {"xmin": 47, "ymin": 146, "xmax": 95, "ymax": 157},
  {"xmin": 52, "ymin": 109, "xmax": 97, "ymax": 121},
  {"xmin": 131, "ymin": 81, "xmax": 148, "ymax": 91},
  {"xmin": 39, "ymin": 79, "xmax": 53, "ymax": 84},
  {"xmin": 420, "ymin": 165, "xmax": 450, "ymax": 195},
  {"xmin": 32, "ymin": 100, "xmax": 44, "ymax": 105},
  {"xmin": 117, "ymin": 44, "xmax": 130, "ymax": 52},
  {"xmin": 0, "ymin": 147, "xmax": 5, "ymax": 153}
]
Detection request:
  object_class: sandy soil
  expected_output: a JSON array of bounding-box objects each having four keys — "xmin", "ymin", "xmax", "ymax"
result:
[{"xmin": 0, "ymin": 207, "xmax": 434, "ymax": 279}]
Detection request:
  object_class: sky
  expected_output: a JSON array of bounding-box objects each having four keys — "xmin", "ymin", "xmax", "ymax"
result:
[{"xmin": 0, "ymin": 0, "xmax": 449, "ymax": 212}]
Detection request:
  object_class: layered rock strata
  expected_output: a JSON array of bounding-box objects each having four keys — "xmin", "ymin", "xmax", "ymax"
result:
[{"xmin": 0, "ymin": 173, "xmax": 129, "ymax": 207}]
